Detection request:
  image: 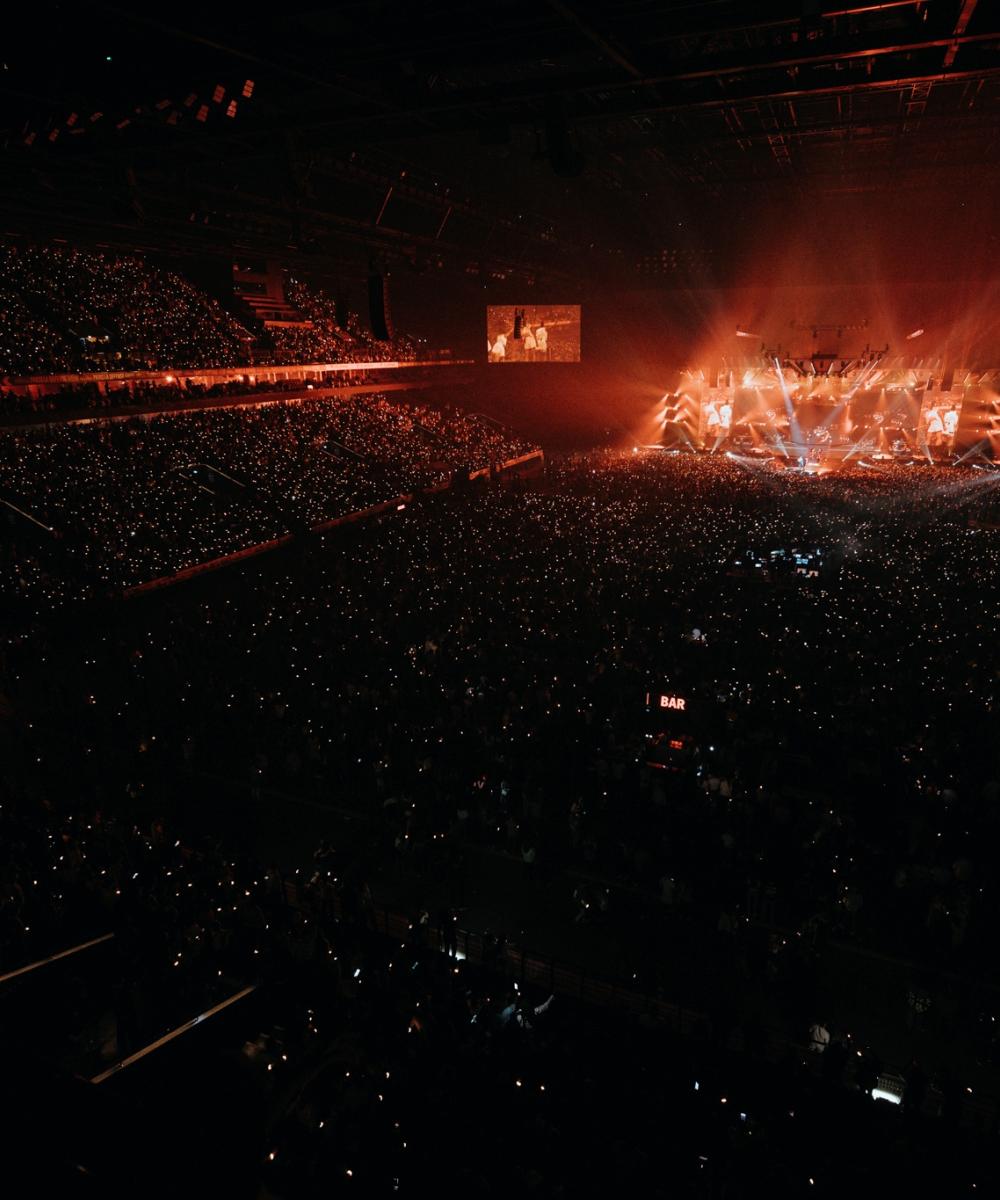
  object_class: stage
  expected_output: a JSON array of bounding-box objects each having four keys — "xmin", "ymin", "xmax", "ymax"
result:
[
  {"xmin": 641, "ymin": 443, "xmax": 995, "ymax": 474},
  {"xmin": 657, "ymin": 352, "xmax": 999, "ymax": 468}
]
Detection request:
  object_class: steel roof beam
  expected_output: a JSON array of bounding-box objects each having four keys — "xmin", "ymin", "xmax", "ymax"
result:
[{"xmin": 944, "ymin": 0, "xmax": 979, "ymax": 67}]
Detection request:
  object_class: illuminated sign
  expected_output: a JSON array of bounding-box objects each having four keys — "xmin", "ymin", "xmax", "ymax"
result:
[{"xmin": 646, "ymin": 692, "xmax": 687, "ymax": 711}]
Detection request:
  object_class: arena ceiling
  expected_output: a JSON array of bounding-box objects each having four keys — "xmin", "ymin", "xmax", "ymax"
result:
[{"xmin": 2, "ymin": 1, "xmax": 999, "ymax": 285}]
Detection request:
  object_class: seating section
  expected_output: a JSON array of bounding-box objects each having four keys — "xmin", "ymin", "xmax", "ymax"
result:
[
  {"xmin": 0, "ymin": 392, "xmax": 538, "ymax": 600},
  {"xmin": 0, "ymin": 245, "xmax": 251, "ymax": 373},
  {"xmin": 0, "ymin": 283, "xmax": 75, "ymax": 375},
  {"xmin": 268, "ymin": 276, "xmax": 422, "ymax": 364},
  {"xmin": 0, "ymin": 245, "xmax": 422, "ymax": 377}
]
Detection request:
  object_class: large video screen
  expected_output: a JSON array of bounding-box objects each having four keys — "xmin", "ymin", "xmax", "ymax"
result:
[
  {"xmin": 486, "ymin": 305, "xmax": 581, "ymax": 363},
  {"xmin": 918, "ymin": 389, "xmax": 963, "ymax": 456},
  {"xmin": 718, "ymin": 385, "xmax": 925, "ymax": 453}
]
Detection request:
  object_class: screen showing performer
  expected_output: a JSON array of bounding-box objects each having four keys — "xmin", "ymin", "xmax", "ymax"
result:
[
  {"xmin": 919, "ymin": 392, "xmax": 963, "ymax": 455},
  {"xmin": 486, "ymin": 305, "xmax": 581, "ymax": 363}
]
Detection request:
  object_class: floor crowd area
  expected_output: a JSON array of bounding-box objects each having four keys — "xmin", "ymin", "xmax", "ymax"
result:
[
  {"xmin": 4, "ymin": 448, "xmax": 999, "ymax": 1196},
  {"xmin": 1, "ymin": 784, "xmax": 992, "ymax": 1199}
]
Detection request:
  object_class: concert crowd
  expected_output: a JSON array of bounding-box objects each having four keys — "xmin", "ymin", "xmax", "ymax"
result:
[
  {"xmin": 0, "ymin": 244, "xmax": 423, "ymax": 380},
  {"xmin": 0, "ymin": 393, "xmax": 536, "ymax": 597},
  {"xmin": 4, "ymin": 447, "xmax": 999, "ymax": 1195},
  {"xmin": 1, "ymin": 747, "xmax": 987, "ymax": 1199},
  {"xmin": 273, "ymin": 277, "xmax": 424, "ymax": 365}
]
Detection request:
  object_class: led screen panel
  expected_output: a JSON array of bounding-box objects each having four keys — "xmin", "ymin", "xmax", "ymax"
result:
[{"xmin": 486, "ymin": 305, "xmax": 581, "ymax": 363}]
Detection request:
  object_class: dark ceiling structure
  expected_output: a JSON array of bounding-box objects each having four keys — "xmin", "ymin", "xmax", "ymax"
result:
[{"xmin": 2, "ymin": 1, "xmax": 999, "ymax": 287}]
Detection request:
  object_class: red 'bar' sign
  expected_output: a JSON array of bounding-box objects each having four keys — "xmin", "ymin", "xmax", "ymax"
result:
[{"xmin": 646, "ymin": 692, "xmax": 687, "ymax": 711}]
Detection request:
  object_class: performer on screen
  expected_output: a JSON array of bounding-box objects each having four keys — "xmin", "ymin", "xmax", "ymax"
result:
[
  {"xmin": 535, "ymin": 323, "xmax": 548, "ymax": 357},
  {"xmin": 704, "ymin": 400, "xmax": 721, "ymax": 438},
  {"xmin": 522, "ymin": 322, "xmax": 537, "ymax": 360},
  {"xmin": 719, "ymin": 400, "xmax": 733, "ymax": 438},
  {"xmin": 924, "ymin": 405, "xmax": 945, "ymax": 449},
  {"xmin": 491, "ymin": 331, "xmax": 508, "ymax": 362},
  {"xmin": 943, "ymin": 406, "xmax": 959, "ymax": 443}
]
